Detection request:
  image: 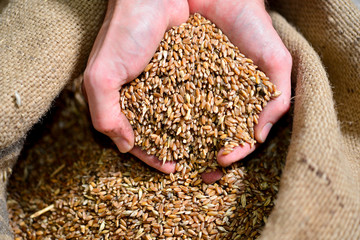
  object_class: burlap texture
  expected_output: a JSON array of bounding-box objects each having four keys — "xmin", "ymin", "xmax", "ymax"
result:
[
  {"xmin": 0, "ymin": 0, "xmax": 107, "ymax": 238},
  {"xmin": 0, "ymin": 0, "xmax": 359, "ymax": 239},
  {"xmin": 0, "ymin": 0, "xmax": 106, "ymax": 150},
  {"xmin": 259, "ymin": 1, "xmax": 360, "ymax": 237},
  {"xmin": 0, "ymin": 140, "xmax": 23, "ymax": 239}
]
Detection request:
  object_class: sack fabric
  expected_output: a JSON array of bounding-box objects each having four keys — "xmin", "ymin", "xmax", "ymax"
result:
[
  {"xmin": 0, "ymin": 0, "xmax": 359, "ymax": 239},
  {"xmin": 0, "ymin": 0, "xmax": 106, "ymax": 238},
  {"xmin": 261, "ymin": 0, "xmax": 360, "ymax": 238}
]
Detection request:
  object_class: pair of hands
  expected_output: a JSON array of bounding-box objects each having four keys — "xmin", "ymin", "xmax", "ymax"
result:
[{"xmin": 83, "ymin": 0, "xmax": 292, "ymax": 183}]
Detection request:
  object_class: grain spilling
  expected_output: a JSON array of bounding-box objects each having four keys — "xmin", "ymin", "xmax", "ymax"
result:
[
  {"xmin": 120, "ymin": 13, "xmax": 280, "ymax": 165},
  {"xmin": 7, "ymin": 13, "xmax": 290, "ymax": 240},
  {"xmin": 8, "ymin": 80, "xmax": 291, "ymax": 239}
]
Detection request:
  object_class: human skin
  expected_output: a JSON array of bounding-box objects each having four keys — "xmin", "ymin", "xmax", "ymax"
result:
[
  {"xmin": 84, "ymin": 0, "xmax": 189, "ymax": 174},
  {"xmin": 187, "ymin": 0, "xmax": 292, "ymax": 182},
  {"xmin": 83, "ymin": 0, "xmax": 292, "ymax": 183}
]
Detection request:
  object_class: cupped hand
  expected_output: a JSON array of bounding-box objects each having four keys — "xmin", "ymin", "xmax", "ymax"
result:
[
  {"xmin": 187, "ymin": 0, "xmax": 292, "ymax": 183},
  {"xmin": 83, "ymin": 0, "xmax": 189, "ymax": 174}
]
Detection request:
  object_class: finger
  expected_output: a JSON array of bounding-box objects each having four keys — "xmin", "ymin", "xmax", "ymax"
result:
[
  {"xmin": 130, "ymin": 146, "xmax": 176, "ymax": 174},
  {"xmin": 217, "ymin": 143, "xmax": 257, "ymax": 167},
  {"xmin": 253, "ymin": 51, "xmax": 291, "ymax": 143},
  {"xmin": 201, "ymin": 169, "xmax": 224, "ymax": 184},
  {"xmin": 84, "ymin": 0, "xmax": 189, "ymax": 153},
  {"xmin": 84, "ymin": 71, "xmax": 134, "ymax": 153},
  {"xmin": 168, "ymin": 0, "xmax": 190, "ymax": 27}
]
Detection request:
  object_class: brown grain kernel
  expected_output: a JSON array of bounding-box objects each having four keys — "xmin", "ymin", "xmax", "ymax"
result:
[
  {"xmin": 8, "ymin": 13, "xmax": 289, "ymax": 240},
  {"xmin": 120, "ymin": 14, "xmax": 278, "ymax": 167},
  {"xmin": 144, "ymin": 63, "xmax": 153, "ymax": 72}
]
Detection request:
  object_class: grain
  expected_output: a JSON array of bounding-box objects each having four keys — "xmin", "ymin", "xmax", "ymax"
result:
[
  {"xmin": 120, "ymin": 13, "xmax": 279, "ymax": 166},
  {"xmin": 7, "ymin": 77, "xmax": 291, "ymax": 240},
  {"xmin": 14, "ymin": 91, "xmax": 21, "ymax": 108},
  {"xmin": 7, "ymin": 13, "xmax": 291, "ymax": 240}
]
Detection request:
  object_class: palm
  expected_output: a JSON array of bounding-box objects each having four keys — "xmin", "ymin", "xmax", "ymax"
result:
[
  {"xmin": 188, "ymin": 0, "xmax": 291, "ymax": 181},
  {"xmin": 84, "ymin": 0, "xmax": 189, "ymax": 174}
]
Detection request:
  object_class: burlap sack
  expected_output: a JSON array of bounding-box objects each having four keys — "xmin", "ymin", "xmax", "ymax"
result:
[
  {"xmin": 260, "ymin": 0, "xmax": 360, "ymax": 238},
  {"xmin": 0, "ymin": 0, "xmax": 359, "ymax": 239},
  {"xmin": 0, "ymin": 0, "xmax": 106, "ymax": 238}
]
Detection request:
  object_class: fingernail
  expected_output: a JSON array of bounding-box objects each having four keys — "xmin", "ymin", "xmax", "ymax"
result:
[
  {"xmin": 260, "ymin": 123, "xmax": 273, "ymax": 143},
  {"xmin": 116, "ymin": 138, "xmax": 133, "ymax": 153}
]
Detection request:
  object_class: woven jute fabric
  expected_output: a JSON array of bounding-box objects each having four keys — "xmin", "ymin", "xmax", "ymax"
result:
[
  {"xmin": 260, "ymin": 0, "xmax": 360, "ymax": 239},
  {"xmin": 0, "ymin": 0, "xmax": 106, "ymax": 238},
  {"xmin": 0, "ymin": 140, "xmax": 23, "ymax": 238},
  {"xmin": 0, "ymin": 0, "xmax": 359, "ymax": 239},
  {"xmin": 0, "ymin": 0, "xmax": 106, "ymax": 150}
]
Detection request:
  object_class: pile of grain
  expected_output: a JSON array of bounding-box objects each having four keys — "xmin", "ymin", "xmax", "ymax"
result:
[
  {"xmin": 7, "ymin": 83, "xmax": 290, "ymax": 240},
  {"xmin": 7, "ymin": 13, "xmax": 290, "ymax": 240},
  {"xmin": 121, "ymin": 13, "xmax": 280, "ymax": 165}
]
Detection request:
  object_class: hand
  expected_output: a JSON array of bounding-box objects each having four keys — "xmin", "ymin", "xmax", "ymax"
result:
[
  {"xmin": 187, "ymin": 0, "xmax": 292, "ymax": 182},
  {"xmin": 83, "ymin": 0, "xmax": 189, "ymax": 174}
]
